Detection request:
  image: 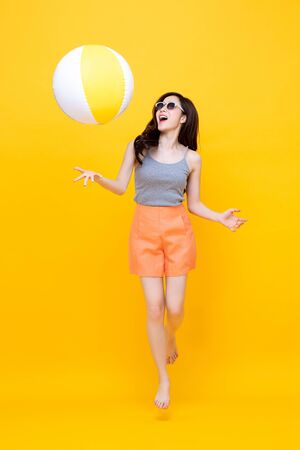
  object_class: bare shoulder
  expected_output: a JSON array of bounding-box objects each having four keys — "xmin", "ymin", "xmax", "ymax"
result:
[
  {"xmin": 119, "ymin": 139, "xmax": 136, "ymax": 170},
  {"xmin": 124, "ymin": 138, "xmax": 135, "ymax": 159},
  {"xmin": 186, "ymin": 149, "xmax": 202, "ymax": 173},
  {"xmin": 126, "ymin": 138, "xmax": 135, "ymax": 151},
  {"xmin": 187, "ymin": 149, "xmax": 202, "ymax": 163}
]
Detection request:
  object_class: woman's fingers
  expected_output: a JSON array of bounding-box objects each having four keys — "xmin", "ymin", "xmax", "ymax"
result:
[
  {"xmin": 236, "ymin": 219, "xmax": 247, "ymax": 226},
  {"xmin": 73, "ymin": 167, "xmax": 86, "ymax": 182},
  {"xmin": 73, "ymin": 168, "xmax": 98, "ymax": 185},
  {"xmin": 73, "ymin": 174, "xmax": 85, "ymax": 182}
]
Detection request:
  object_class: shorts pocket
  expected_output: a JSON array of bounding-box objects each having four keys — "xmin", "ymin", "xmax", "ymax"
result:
[{"xmin": 180, "ymin": 212, "xmax": 192, "ymax": 234}]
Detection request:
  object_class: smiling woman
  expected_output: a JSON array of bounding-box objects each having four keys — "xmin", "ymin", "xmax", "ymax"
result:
[
  {"xmin": 73, "ymin": 90, "xmax": 247, "ymax": 410},
  {"xmin": 134, "ymin": 91, "xmax": 200, "ymax": 167},
  {"xmin": 133, "ymin": 91, "xmax": 200, "ymax": 197}
]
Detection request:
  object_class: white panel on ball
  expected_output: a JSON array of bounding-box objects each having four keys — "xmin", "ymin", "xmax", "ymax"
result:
[{"xmin": 52, "ymin": 46, "xmax": 97, "ymax": 124}]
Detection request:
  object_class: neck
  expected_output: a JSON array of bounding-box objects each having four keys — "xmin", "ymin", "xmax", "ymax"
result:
[{"xmin": 157, "ymin": 134, "xmax": 180, "ymax": 151}]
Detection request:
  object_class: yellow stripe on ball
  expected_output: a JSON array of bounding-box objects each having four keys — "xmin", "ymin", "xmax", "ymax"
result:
[{"xmin": 81, "ymin": 45, "xmax": 125, "ymax": 124}]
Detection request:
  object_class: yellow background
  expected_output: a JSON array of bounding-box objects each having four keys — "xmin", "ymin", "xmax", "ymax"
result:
[{"xmin": 1, "ymin": 0, "xmax": 299, "ymax": 448}]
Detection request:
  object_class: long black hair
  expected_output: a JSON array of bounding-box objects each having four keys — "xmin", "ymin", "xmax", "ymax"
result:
[{"xmin": 133, "ymin": 91, "xmax": 200, "ymax": 166}]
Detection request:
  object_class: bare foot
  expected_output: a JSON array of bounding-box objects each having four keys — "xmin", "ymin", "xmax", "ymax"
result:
[
  {"xmin": 154, "ymin": 379, "xmax": 170, "ymax": 409},
  {"xmin": 164, "ymin": 326, "xmax": 179, "ymax": 364}
]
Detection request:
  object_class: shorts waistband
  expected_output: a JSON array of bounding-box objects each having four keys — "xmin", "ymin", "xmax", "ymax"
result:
[{"xmin": 135, "ymin": 203, "xmax": 186, "ymax": 211}]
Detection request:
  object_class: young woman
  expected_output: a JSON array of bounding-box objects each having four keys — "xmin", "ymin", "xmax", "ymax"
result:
[{"xmin": 73, "ymin": 91, "xmax": 248, "ymax": 409}]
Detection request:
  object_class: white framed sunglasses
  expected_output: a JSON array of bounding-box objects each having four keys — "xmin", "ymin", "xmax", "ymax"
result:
[{"xmin": 155, "ymin": 101, "xmax": 185, "ymax": 113}]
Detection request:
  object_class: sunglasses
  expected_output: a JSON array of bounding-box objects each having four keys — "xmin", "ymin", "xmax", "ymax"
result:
[{"xmin": 155, "ymin": 101, "xmax": 185, "ymax": 113}]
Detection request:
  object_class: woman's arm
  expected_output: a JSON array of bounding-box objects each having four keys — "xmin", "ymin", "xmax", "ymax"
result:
[
  {"xmin": 186, "ymin": 152, "xmax": 248, "ymax": 231},
  {"xmin": 95, "ymin": 139, "xmax": 136, "ymax": 195},
  {"xmin": 189, "ymin": 201, "xmax": 221, "ymax": 222},
  {"xmin": 186, "ymin": 152, "xmax": 221, "ymax": 222}
]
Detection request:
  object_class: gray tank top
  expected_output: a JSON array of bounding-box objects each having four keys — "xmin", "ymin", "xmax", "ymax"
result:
[{"xmin": 133, "ymin": 147, "xmax": 190, "ymax": 206}]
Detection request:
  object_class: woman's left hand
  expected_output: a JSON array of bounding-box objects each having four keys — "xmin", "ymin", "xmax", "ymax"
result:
[{"xmin": 218, "ymin": 208, "xmax": 248, "ymax": 232}]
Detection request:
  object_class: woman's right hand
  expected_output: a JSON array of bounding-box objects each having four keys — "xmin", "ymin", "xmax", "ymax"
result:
[{"xmin": 73, "ymin": 167, "xmax": 103, "ymax": 187}]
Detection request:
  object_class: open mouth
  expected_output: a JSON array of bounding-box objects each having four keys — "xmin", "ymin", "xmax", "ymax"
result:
[{"xmin": 159, "ymin": 115, "xmax": 168, "ymax": 122}]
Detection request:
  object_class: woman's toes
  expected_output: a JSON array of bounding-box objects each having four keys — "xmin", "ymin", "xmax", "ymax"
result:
[
  {"xmin": 167, "ymin": 345, "xmax": 178, "ymax": 364},
  {"xmin": 154, "ymin": 381, "xmax": 170, "ymax": 409},
  {"xmin": 167, "ymin": 349, "xmax": 178, "ymax": 364}
]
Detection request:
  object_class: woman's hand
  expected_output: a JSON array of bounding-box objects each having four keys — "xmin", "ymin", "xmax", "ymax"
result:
[
  {"xmin": 218, "ymin": 208, "xmax": 248, "ymax": 232},
  {"xmin": 73, "ymin": 167, "xmax": 103, "ymax": 187}
]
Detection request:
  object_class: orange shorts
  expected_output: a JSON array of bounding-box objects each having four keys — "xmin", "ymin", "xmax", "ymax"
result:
[{"xmin": 128, "ymin": 203, "xmax": 197, "ymax": 277}]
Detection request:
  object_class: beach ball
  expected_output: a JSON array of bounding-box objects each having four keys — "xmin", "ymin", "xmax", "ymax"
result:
[{"xmin": 52, "ymin": 45, "xmax": 134, "ymax": 124}]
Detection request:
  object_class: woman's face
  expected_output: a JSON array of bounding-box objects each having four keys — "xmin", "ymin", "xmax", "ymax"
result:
[{"xmin": 155, "ymin": 96, "xmax": 186, "ymax": 131}]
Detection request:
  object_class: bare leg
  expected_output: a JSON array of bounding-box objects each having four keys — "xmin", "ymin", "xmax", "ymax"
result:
[
  {"xmin": 139, "ymin": 276, "xmax": 170, "ymax": 409},
  {"xmin": 165, "ymin": 274, "xmax": 188, "ymax": 364}
]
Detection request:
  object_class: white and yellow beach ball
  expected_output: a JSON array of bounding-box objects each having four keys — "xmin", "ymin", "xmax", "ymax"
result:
[{"xmin": 52, "ymin": 45, "xmax": 134, "ymax": 124}]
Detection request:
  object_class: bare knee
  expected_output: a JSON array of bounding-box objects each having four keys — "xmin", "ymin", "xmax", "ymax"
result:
[
  {"xmin": 147, "ymin": 304, "xmax": 165, "ymax": 323},
  {"xmin": 166, "ymin": 296, "xmax": 184, "ymax": 319},
  {"xmin": 166, "ymin": 304, "xmax": 184, "ymax": 318},
  {"xmin": 140, "ymin": 276, "xmax": 165, "ymax": 323},
  {"xmin": 165, "ymin": 276, "xmax": 187, "ymax": 319}
]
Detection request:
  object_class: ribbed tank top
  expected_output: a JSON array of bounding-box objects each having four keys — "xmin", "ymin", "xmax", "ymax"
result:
[{"xmin": 133, "ymin": 147, "xmax": 190, "ymax": 206}]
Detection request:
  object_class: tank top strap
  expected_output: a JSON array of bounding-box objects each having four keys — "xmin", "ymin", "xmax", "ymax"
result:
[{"xmin": 184, "ymin": 146, "xmax": 189, "ymax": 159}]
